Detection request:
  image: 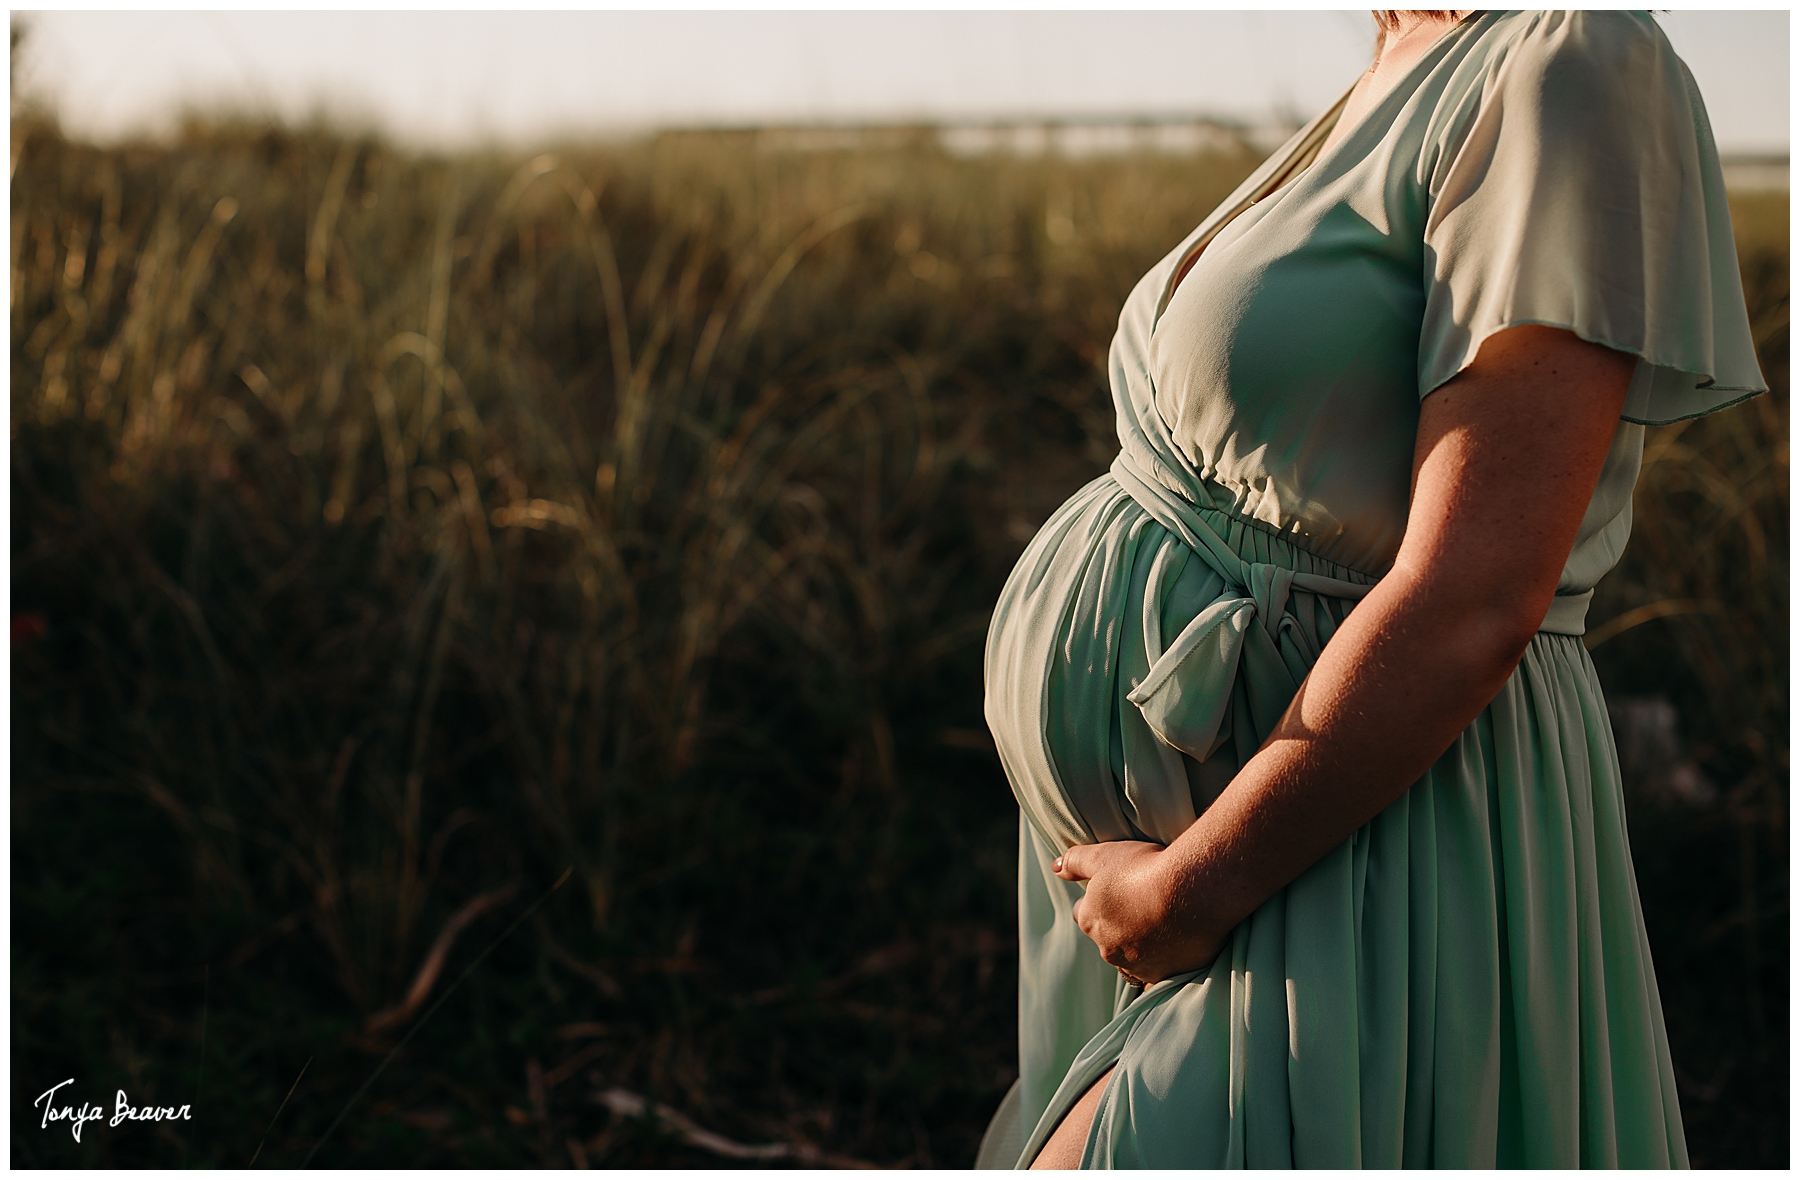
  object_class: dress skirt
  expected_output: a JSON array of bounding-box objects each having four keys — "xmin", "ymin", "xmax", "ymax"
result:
[{"xmin": 978, "ymin": 463, "xmax": 1689, "ymax": 1168}]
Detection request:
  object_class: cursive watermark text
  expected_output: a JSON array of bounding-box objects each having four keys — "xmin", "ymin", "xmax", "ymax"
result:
[{"xmin": 34, "ymin": 1079, "xmax": 192, "ymax": 1142}]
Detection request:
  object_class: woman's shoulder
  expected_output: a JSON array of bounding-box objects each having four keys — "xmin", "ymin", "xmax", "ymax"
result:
[
  {"xmin": 1447, "ymin": 11, "xmax": 1686, "ymax": 108},
  {"xmin": 1421, "ymin": 10, "xmax": 1702, "ymax": 174},
  {"xmin": 1414, "ymin": 11, "xmax": 1766, "ymax": 419},
  {"xmin": 1467, "ymin": 10, "xmax": 1671, "ymax": 67}
]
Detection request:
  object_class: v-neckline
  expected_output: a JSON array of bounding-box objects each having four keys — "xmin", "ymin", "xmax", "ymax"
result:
[
  {"xmin": 1151, "ymin": 12, "xmax": 1482, "ymax": 327},
  {"xmin": 1317, "ymin": 10, "xmax": 1481, "ymax": 158}
]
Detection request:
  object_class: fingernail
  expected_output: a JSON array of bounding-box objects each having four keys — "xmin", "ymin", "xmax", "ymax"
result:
[{"xmin": 1052, "ymin": 857, "xmax": 1063, "ymax": 873}]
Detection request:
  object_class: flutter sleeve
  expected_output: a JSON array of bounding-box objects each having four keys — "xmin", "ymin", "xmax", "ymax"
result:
[{"xmin": 1417, "ymin": 11, "xmax": 1766, "ymax": 424}]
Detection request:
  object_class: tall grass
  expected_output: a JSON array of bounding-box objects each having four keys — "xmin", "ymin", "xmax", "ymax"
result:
[
  {"xmin": 1582, "ymin": 188, "xmax": 1789, "ymax": 1166},
  {"xmin": 11, "ymin": 111, "xmax": 1784, "ymax": 1168}
]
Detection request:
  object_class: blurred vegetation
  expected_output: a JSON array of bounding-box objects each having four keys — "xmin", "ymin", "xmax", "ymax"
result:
[
  {"xmin": 10, "ymin": 98, "xmax": 1784, "ymax": 1169},
  {"xmin": 1585, "ymin": 187, "xmax": 1790, "ymax": 1169}
]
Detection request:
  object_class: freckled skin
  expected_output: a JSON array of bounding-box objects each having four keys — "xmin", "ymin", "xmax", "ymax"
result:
[{"xmin": 1033, "ymin": 321, "xmax": 1634, "ymax": 1166}]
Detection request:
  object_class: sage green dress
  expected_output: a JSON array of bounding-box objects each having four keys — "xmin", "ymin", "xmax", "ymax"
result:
[{"xmin": 978, "ymin": 11, "xmax": 1766, "ymax": 1169}]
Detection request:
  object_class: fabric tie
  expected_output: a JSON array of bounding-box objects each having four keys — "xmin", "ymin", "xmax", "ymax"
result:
[{"xmin": 1110, "ymin": 448, "xmax": 1374, "ymax": 760}]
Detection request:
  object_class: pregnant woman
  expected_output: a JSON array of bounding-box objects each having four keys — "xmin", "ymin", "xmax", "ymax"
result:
[{"xmin": 978, "ymin": 11, "xmax": 1765, "ymax": 1169}]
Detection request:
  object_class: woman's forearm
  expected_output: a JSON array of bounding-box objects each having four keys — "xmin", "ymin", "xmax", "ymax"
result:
[
  {"xmin": 1156, "ymin": 325, "xmax": 1638, "ymax": 956},
  {"xmin": 1152, "ymin": 567, "xmax": 1534, "ymax": 946}
]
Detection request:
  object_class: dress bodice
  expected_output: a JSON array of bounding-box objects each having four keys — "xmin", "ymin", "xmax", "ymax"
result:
[{"xmin": 1135, "ymin": 10, "xmax": 1765, "ymax": 599}]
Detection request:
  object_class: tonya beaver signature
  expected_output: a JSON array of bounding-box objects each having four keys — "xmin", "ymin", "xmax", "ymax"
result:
[{"xmin": 34, "ymin": 1079, "xmax": 193, "ymax": 1142}]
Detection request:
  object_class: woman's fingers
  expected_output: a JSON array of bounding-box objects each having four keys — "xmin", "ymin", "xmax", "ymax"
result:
[{"xmin": 1054, "ymin": 839, "xmax": 1163, "ymax": 882}]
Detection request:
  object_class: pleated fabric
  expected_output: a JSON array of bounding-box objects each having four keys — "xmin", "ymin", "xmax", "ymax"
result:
[{"xmin": 987, "ymin": 483, "xmax": 1687, "ymax": 1169}]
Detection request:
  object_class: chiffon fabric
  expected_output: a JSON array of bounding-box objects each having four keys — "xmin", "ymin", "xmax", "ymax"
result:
[{"xmin": 978, "ymin": 11, "xmax": 1765, "ymax": 1169}]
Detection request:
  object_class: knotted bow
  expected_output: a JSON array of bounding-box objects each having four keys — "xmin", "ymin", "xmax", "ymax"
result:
[{"xmin": 1111, "ymin": 449, "xmax": 1374, "ymax": 761}]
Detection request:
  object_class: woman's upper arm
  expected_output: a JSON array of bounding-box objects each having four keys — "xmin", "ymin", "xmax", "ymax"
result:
[{"xmin": 1393, "ymin": 324, "xmax": 1636, "ymax": 645}]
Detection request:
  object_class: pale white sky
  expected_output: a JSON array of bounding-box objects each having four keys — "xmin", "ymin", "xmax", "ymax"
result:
[{"xmin": 12, "ymin": 9, "xmax": 1791, "ymax": 154}]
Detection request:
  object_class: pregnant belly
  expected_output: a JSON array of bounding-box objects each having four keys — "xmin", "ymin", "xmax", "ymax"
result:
[{"xmin": 983, "ymin": 470, "xmax": 1366, "ymax": 854}]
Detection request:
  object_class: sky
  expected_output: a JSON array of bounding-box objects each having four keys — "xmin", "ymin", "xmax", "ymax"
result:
[{"xmin": 12, "ymin": 9, "xmax": 1791, "ymax": 155}]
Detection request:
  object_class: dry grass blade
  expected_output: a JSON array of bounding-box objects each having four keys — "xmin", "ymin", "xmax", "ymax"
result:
[
  {"xmin": 534, "ymin": 918, "xmax": 624, "ymax": 999},
  {"xmin": 304, "ymin": 869, "xmax": 571, "ymax": 1167},
  {"xmin": 595, "ymin": 1087, "xmax": 880, "ymax": 1168},
  {"xmin": 365, "ymin": 882, "xmax": 522, "ymax": 1035},
  {"xmin": 248, "ymin": 1056, "xmax": 312, "ymax": 1168},
  {"xmin": 307, "ymin": 142, "xmax": 357, "ymax": 286},
  {"xmin": 1584, "ymin": 598, "xmax": 1724, "ymax": 650}
]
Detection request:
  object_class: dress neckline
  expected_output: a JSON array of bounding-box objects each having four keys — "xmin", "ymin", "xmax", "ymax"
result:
[
  {"xmin": 1317, "ymin": 11, "xmax": 1482, "ymax": 160},
  {"xmin": 1152, "ymin": 12, "xmax": 1482, "ymax": 326}
]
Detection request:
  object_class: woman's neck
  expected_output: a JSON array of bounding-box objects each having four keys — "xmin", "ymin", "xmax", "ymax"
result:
[
  {"xmin": 1315, "ymin": 10, "xmax": 1467, "ymax": 158},
  {"xmin": 1373, "ymin": 11, "xmax": 1468, "ymax": 70}
]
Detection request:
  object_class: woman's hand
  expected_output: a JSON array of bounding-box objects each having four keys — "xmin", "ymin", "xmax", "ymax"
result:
[{"xmin": 1054, "ymin": 840, "xmax": 1227, "ymax": 986}]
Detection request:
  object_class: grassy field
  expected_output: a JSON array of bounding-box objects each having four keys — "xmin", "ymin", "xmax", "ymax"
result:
[{"xmin": 11, "ymin": 108, "xmax": 1786, "ymax": 1168}]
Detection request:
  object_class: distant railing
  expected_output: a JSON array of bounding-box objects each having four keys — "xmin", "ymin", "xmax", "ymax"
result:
[
  {"xmin": 1720, "ymin": 155, "xmax": 1789, "ymax": 192},
  {"xmin": 746, "ymin": 116, "xmax": 1303, "ymax": 159},
  {"xmin": 739, "ymin": 121, "xmax": 1788, "ymax": 187}
]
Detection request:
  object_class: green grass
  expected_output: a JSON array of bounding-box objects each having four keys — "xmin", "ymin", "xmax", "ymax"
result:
[{"xmin": 11, "ymin": 114, "xmax": 1786, "ymax": 1168}]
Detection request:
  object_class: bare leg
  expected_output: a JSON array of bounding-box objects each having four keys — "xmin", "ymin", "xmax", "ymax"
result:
[{"xmin": 1028, "ymin": 1066, "xmax": 1115, "ymax": 1170}]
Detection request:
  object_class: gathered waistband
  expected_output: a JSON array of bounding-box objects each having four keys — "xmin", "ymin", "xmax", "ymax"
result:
[{"xmin": 1109, "ymin": 448, "xmax": 1592, "ymax": 636}]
